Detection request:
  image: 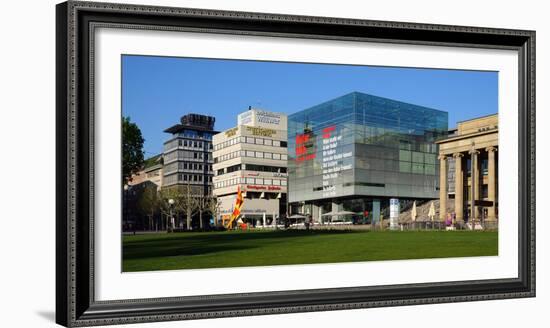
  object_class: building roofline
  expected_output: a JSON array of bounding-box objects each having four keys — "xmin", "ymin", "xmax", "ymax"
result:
[
  {"xmin": 163, "ymin": 124, "xmax": 219, "ymax": 134},
  {"xmin": 455, "ymin": 113, "xmax": 498, "ymax": 125},
  {"xmin": 435, "ymin": 127, "xmax": 498, "ymax": 144},
  {"xmin": 290, "ymin": 91, "xmax": 448, "ymax": 117}
]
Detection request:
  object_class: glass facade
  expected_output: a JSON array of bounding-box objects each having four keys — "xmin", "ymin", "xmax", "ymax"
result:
[{"xmin": 288, "ymin": 92, "xmax": 448, "ymax": 204}]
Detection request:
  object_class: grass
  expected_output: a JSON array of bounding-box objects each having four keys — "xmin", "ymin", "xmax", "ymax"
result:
[{"xmin": 122, "ymin": 229, "xmax": 498, "ymax": 272}]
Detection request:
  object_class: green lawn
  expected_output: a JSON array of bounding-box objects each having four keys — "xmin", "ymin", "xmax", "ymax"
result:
[{"xmin": 122, "ymin": 230, "xmax": 498, "ymax": 272}]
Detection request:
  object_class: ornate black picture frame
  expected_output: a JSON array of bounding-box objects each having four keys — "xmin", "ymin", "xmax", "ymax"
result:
[{"xmin": 56, "ymin": 1, "xmax": 535, "ymax": 326}]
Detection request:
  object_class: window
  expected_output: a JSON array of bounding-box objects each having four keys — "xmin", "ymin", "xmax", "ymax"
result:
[
  {"xmin": 412, "ymin": 163, "xmax": 424, "ymax": 174},
  {"xmin": 194, "ymin": 152, "xmax": 198, "ymax": 159},
  {"xmin": 272, "ymin": 153, "xmax": 281, "ymax": 160},
  {"xmin": 273, "ymin": 140, "xmax": 280, "ymax": 147},
  {"xmin": 246, "ymin": 137, "xmax": 254, "ymax": 144},
  {"xmin": 273, "ymin": 180, "xmax": 280, "ymax": 186},
  {"xmin": 256, "ymin": 178, "xmax": 263, "ymax": 185},
  {"xmin": 264, "ymin": 153, "xmax": 272, "ymax": 159},
  {"xmin": 255, "ymin": 151, "xmax": 264, "ymax": 158},
  {"xmin": 246, "ymin": 177, "xmax": 255, "ymax": 184},
  {"xmin": 281, "ymin": 180, "xmax": 287, "ymax": 186},
  {"xmin": 255, "ymin": 138, "xmax": 264, "ymax": 145},
  {"xmin": 264, "ymin": 139, "xmax": 272, "ymax": 146},
  {"xmin": 264, "ymin": 179, "xmax": 272, "ymax": 185},
  {"xmin": 246, "ymin": 151, "xmax": 255, "ymax": 157},
  {"xmin": 281, "ymin": 154, "xmax": 288, "ymax": 160},
  {"xmin": 280, "ymin": 141, "xmax": 288, "ymax": 147}
]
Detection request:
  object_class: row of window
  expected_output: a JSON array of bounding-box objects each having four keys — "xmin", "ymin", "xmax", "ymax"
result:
[
  {"xmin": 214, "ymin": 177, "xmax": 287, "ymax": 189},
  {"xmin": 175, "ymin": 174, "xmax": 213, "ymax": 183},
  {"xmin": 216, "ymin": 164, "xmax": 287, "ymax": 176},
  {"xmin": 164, "ymin": 162, "xmax": 213, "ymax": 174},
  {"xmin": 214, "ymin": 136, "xmax": 287, "ymax": 151},
  {"xmin": 163, "ymin": 174, "xmax": 212, "ymax": 186},
  {"xmin": 175, "ymin": 131, "xmax": 214, "ymax": 140},
  {"xmin": 164, "ymin": 138, "xmax": 213, "ymax": 152},
  {"xmin": 214, "ymin": 150, "xmax": 288, "ymax": 163},
  {"xmin": 164, "ymin": 150, "xmax": 212, "ymax": 162}
]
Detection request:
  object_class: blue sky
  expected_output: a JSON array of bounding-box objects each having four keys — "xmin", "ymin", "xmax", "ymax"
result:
[{"xmin": 122, "ymin": 55, "xmax": 498, "ymax": 157}]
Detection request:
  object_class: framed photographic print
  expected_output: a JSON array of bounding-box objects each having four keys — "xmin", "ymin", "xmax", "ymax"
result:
[{"xmin": 56, "ymin": 0, "xmax": 535, "ymax": 326}]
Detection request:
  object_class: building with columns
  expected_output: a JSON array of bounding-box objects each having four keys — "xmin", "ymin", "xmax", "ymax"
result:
[{"xmin": 436, "ymin": 114, "xmax": 498, "ymax": 227}]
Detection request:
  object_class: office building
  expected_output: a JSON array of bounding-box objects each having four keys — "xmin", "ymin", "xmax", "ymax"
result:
[
  {"xmin": 162, "ymin": 114, "xmax": 216, "ymax": 196},
  {"xmin": 212, "ymin": 108, "xmax": 288, "ymax": 227}
]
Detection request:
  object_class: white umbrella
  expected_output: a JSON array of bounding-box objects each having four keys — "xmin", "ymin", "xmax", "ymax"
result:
[
  {"xmin": 411, "ymin": 201, "xmax": 417, "ymax": 222},
  {"xmin": 334, "ymin": 211, "xmax": 356, "ymax": 216},
  {"xmin": 428, "ymin": 201, "xmax": 436, "ymax": 222},
  {"xmin": 288, "ymin": 214, "xmax": 307, "ymax": 219}
]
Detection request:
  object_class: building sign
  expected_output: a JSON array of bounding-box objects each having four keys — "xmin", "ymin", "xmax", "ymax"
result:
[
  {"xmin": 238, "ymin": 111, "xmax": 253, "ymax": 125},
  {"xmin": 225, "ymin": 127, "xmax": 239, "ymax": 137},
  {"xmin": 389, "ymin": 198, "xmax": 400, "ymax": 230},
  {"xmin": 246, "ymin": 126, "xmax": 277, "ymax": 137},
  {"xmin": 246, "ymin": 185, "xmax": 282, "ymax": 191},
  {"xmin": 238, "ymin": 109, "xmax": 286, "ymax": 129},
  {"xmin": 320, "ymin": 125, "xmax": 353, "ymax": 198},
  {"xmin": 295, "ymin": 129, "xmax": 316, "ymax": 162},
  {"xmin": 256, "ymin": 110, "xmax": 282, "ymax": 126}
]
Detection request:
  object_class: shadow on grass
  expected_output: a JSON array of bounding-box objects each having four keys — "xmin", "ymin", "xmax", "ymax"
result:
[{"xmin": 123, "ymin": 229, "xmax": 362, "ymax": 260}]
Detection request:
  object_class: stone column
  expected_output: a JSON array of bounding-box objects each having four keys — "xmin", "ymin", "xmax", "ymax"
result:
[
  {"xmin": 453, "ymin": 153, "xmax": 464, "ymax": 223},
  {"xmin": 438, "ymin": 154, "xmax": 448, "ymax": 221},
  {"xmin": 469, "ymin": 149, "xmax": 480, "ymax": 221},
  {"xmin": 486, "ymin": 146, "xmax": 498, "ymax": 220}
]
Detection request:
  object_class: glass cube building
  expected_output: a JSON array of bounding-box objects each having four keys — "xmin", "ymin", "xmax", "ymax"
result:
[{"xmin": 288, "ymin": 92, "xmax": 448, "ymax": 222}]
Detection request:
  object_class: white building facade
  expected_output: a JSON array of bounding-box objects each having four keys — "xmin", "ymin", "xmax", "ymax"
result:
[{"xmin": 213, "ymin": 109, "xmax": 288, "ymax": 227}]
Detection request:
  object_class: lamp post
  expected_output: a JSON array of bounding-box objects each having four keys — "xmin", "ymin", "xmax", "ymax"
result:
[
  {"xmin": 168, "ymin": 198, "xmax": 175, "ymax": 232},
  {"xmin": 123, "ymin": 184, "xmax": 129, "ymax": 233}
]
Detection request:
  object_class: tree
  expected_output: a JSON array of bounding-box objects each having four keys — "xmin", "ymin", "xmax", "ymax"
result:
[
  {"xmin": 122, "ymin": 116, "xmax": 145, "ymax": 184},
  {"xmin": 138, "ymin": 184, "xmax": 159, "ymax": 231},
  {"xmin": 180, "ymin": 183, "xmax": 199, "ymax": 230},
  {"xmin": 202, "ymin": 196, "xmax": 220, "ymax": 228},
  {"xmin": 159, "ymin": 188, "xmax": 182, "ymax": 231}
]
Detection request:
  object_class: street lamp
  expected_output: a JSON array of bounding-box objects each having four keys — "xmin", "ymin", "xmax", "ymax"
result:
[
  {"xmin": 123, "ymin": 184, "xmax": 130, "ymax": 233},
  {"xmin": 168, "ymin": 198, "xmax": 175, "ymax": 232}
]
